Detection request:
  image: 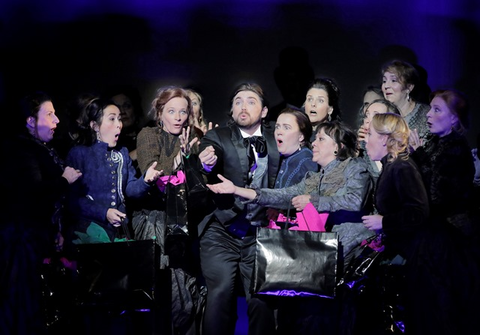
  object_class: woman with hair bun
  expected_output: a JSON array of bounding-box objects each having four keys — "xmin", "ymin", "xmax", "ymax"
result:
[
  {"xmin": 410, "ymin": 89, "xmax": 474, "ymax": 232},
  {"xmin": 359, "ymin": 112, "xmax": 429, "ymax": 334},
  {"xmin": 303, "ymin": 77, "xmax": 342, "ymax": 143},
  {"xmin": 0, "ymin": 91, "xmax": 82, "ymax": 334},
  {"xmin": 408, "ymin": 89, "xmax": 480, "ymax": 335},
  {"xmin": 363, "ymin": 112, "xmax": 428, "ymax": 257},
  {"xmin": 65, "ymin": 98, "xmax": 161, "ymax": 243},
  {"xmin": 134, "ymin": 86, "xmax": 205, "ymax": 335}
]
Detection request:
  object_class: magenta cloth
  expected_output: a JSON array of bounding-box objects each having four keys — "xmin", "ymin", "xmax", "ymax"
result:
[
  {"xmin": 268, "ymin": 202, "xmax": 328, "ymax": 232},
  {"xmin": 361, "ymin": 234, "xmax": 385, "ymax": 252},
  {"xmin": 156, "ymin": 170, "xmax": 186, "ymax": 192}
]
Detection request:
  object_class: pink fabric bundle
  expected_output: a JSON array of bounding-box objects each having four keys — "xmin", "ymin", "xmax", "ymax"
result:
[
  {"xmin": 268, "ymin": 202, "xmax": 329, "ymax": 232},
  {"xmin": 156, "ymin": 170, "xmax": 186, "ymax": 192}
]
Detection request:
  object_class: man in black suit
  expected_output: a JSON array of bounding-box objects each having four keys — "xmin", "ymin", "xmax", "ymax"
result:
[{"xmin": 197, "ymin": 83, "xmax": 280, "ymax": 335}]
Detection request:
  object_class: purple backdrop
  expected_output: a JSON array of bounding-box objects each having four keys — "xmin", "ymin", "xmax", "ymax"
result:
[{"xmin": 1, "ymin": 0, "xmax": 479, "ymax": 145}]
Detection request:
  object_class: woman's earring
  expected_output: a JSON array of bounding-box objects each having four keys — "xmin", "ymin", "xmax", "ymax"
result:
[
  {"xmin": 96, "ymin": 131, "xmax": 101, "ymax": 141},
  {"xmin": 334, "ymin": 150, "xmax": 338, "ymax": 156},
  {"xmin": 406, "ymin": 90, "xmax": 410, "ymax": 102},
  {"xmin": 328, "ymin": 113, "xmax": 332, "ymax": 122}
]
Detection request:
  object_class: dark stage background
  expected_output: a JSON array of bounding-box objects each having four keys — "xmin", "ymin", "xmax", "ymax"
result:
[{"xmin": 1, "ymin": 0, "xmax": 479, "ymax": 146}]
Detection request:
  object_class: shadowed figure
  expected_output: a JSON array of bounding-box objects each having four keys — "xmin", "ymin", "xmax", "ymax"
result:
[{"xmin": 267, "ymin": 46, "xmax": 315, "ymax": 123}]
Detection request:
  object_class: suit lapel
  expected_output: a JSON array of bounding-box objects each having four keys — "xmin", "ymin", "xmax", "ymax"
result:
[{"xmin": 231, "ymin": 125, "xmax": 251, "ymax": 178}]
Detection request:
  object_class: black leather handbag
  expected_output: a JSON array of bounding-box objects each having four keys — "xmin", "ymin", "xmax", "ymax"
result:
[{"xmin": 251, "ymin": 227, "xmax": 339, "ymax": 299}]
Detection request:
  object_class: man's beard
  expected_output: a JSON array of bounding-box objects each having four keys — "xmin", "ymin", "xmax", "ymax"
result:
[{"xmin": 234, "ymin": 114, "xmax": 262, "ymax": 130}]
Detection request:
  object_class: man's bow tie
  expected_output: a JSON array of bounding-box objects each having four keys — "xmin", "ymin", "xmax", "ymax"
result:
[{"xmin": 243, "ymin": 136, "xmax": 267, "ymax": 157}]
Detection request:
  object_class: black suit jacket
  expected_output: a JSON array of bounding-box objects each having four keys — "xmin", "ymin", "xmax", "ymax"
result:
[{"xmin": 197, "ymin": 122, "xmax": 280, "ymax": 235}]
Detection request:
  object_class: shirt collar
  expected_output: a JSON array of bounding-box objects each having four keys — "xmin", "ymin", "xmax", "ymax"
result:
[{"xmin": 240, "ymin": 127, "xmax": 262, "ymax": 139}]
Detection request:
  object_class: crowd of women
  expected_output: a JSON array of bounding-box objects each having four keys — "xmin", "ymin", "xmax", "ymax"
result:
[{"xmin": 1, "ymin": 58, "xmax": 479, "ymax": 335}]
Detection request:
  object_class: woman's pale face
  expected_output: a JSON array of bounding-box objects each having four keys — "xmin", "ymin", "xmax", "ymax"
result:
[
  {"xmin": 161, "ymin": 97, "xmax": 189, "ymax": 135},
  {"xmin": 111, "ymin": 93, "xmax": 135, "ymax": 129},
  {"xmin": 382, "ymin": 71, "xmax": 409, "ymax": 105},
  {"xmin": 275, "ymin": 113, "xmax": 304, "ymax": 157},
  {"xmin": 311, "ymin": 128, "xmax": 338, "ymax": 167},
  {"xmin": 427, "ymin": 96, "xmax": 458, "ymax": 137},
  {"xmin": 363, "ymin": 102, "xmax": 388, "ymax": 130},
  {"xmin": 34, "ymin": 101, "xmax": 59, "ymax": 143},
  {"xmin": 365, "ymin": 125, "xmax": 388, "ymax": 161},
  {"xmin": 304, "ymin": 88, "xmax": 331, "ymax": 126},
  {"xmin": 187, "ymin": 92, "xmax": 201, "ymax": 121},
  {"xmin": 362, "ymin": 91, "xmax": 383, "ymax": 114},
  {"xmin": 98, "ymin": 104, "xmax": 123, "ymax": 147}
]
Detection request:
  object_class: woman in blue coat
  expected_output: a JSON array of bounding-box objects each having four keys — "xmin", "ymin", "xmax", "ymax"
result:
[{"xmin": 66, "ymin": 98, "xmax": 161, "ymax": 243}]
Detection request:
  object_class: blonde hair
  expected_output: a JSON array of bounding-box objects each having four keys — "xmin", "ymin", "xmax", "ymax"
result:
[
  {"xmin": 371, "ymin": 113, "xmax": 410, "ymax": 162},
  {"xmin": 185, "ymin": 88, "xmax": 206, "ymax": 128}
]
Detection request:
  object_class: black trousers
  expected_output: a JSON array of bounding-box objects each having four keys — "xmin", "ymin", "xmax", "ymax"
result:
[{"xmin": 199, "ymin": 221, "xmax": 276, "ymax": 335}]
